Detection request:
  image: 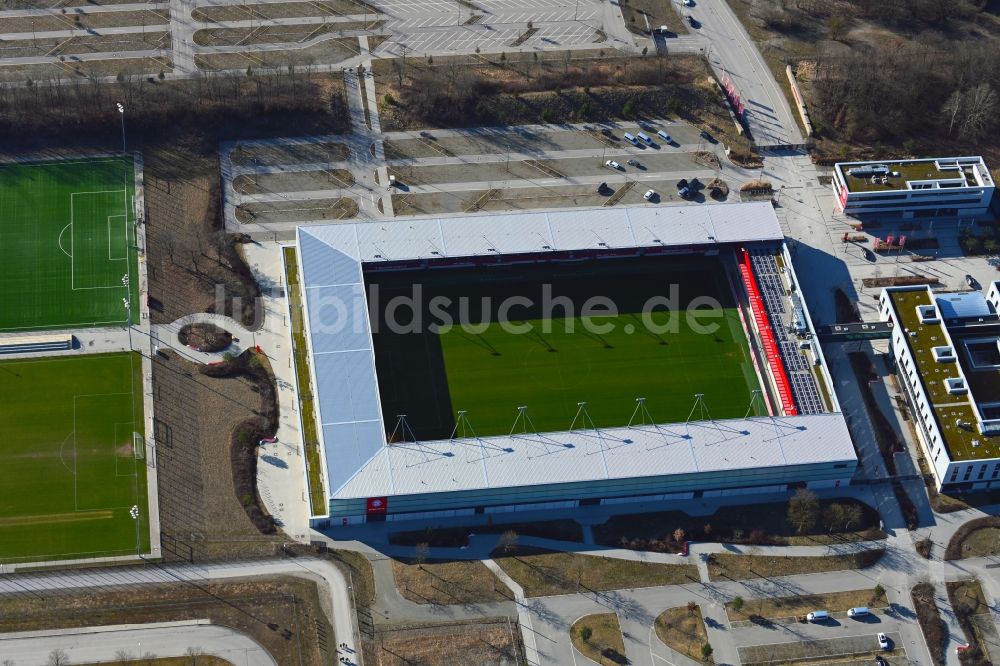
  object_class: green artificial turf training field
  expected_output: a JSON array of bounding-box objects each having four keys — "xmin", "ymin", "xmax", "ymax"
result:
[
  {"xmin": 368, "ymin": 255, "xmax": 762, "ymax": 440},
  {"xmin": 0, "ymin": 157, "xmax": 139, "ymax": 332},
  {"xmin": 0, "ymin": 353, "xmax": 149, "ymax": 563}
]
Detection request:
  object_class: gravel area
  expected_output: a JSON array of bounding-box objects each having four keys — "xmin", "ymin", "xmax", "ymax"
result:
[
  {"xmin": 236, "ymin": 196, "xmax": 359, "ymax": 223},
  {"xmin": 0, "ymin": 31, "xmax": 168, "ymax": 59},
  {"xmin": 192, "ymin": 0, "xmax": 372, "ymax": 22},
  {"xmin": 739, "ymin": 632, "xmax": 903, "ymax": 664},
  {"xmin": 0, "ymin": 55, "xmax": 171, "ymax": 82},
  {"xmin": 2, "ymin": 9, "xmax": 169, "ymax": 33},
  {"xmin": 194, "ymin": 37, "xmax": 358, "ymax": 71},
  {"xmin": 194, "ymin": 21, "xmax": 376, "ymax": 48},
  {"xmin": 231, "ymin": 139, "xmax": 349, "ymax": 166},
  {"xmin": 234, "ymin": 168, "xmax": 354, "ymax": 194}
]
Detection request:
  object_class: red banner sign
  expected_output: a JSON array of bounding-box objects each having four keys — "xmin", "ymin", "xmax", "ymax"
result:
[{"xmin": 366, "ymin": 497, "xmax": 388, "ymax": 515}]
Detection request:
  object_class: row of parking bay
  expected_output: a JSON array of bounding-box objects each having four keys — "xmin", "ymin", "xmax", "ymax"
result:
[{"xmin": 227, "ymin": 123, "xmax": 723, "ymax": 226}]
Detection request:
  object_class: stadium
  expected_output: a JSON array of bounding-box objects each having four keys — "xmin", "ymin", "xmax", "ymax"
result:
[{"xmin": 287, "ymin": 202, "xmax": 857, "ymax": 525}]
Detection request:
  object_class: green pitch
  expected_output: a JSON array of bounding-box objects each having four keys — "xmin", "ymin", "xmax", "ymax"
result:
[
  {"xmin": 368, "ymin": 255, "xmax": 762, "ymax": 440},
  {"xmin": 0, "ymin": 353, "xmax": 149, "ymax": 563},
  {"xmin": 0, "ymin": 157, "xmax": 138, "ymax": 332}
]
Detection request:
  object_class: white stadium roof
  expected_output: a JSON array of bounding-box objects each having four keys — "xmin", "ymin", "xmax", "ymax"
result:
[{"xmin": 294, "ymin": 203, "xmax": 839, "ymax": 503}]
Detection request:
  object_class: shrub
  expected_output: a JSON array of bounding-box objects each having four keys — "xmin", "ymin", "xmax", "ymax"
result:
[
  {"xmin": 384, "ymin": 92, "xmax": 396, "ymax": 106},
  {"xmin": 701, "ymin": 643, "xmax": 713, "ymax": 659},
  {"xmin": 580, "ymin": 626, "xmax": 592, "ymax": 641}
]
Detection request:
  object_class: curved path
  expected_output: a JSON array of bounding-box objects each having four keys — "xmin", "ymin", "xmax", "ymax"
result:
[
  {"xmin": 152, "ymin": 311, "xmax": 257, "ymax": 364},
  {"xmin": 0, "ymin": 621, "xmax": 277, "ymax": 666}
]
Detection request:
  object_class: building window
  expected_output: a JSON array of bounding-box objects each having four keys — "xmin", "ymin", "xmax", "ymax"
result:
[
  {"xmin": 978, "ymin": 466, "xmax": 987, "ymax": 480},
  {"xmin": 963, "ymin": 466, "xmax": 973, "ymax": 481},
  {"xmin": 992, "ymin": 464, "xmax": 1000, "ymax": 479},
  {"xmin": 950, "ymin": 468, "xmax": 960, "ymax": 482}
]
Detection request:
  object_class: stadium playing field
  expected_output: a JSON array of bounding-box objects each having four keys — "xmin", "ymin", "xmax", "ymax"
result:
[
  {"xmin": 0, "ymin": 353, "xmax": 149, "ymax": 563},
  {"xmin": 367, "ymin": 255, "xmax": 762, "ymax": 441},
  {"xmin": 0, "ymin": 157, "xmax": 139, "ymax": 332}
]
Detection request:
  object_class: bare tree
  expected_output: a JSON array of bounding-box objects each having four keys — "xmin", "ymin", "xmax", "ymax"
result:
[
  {"xmin": 844, "ymin": 504, "xmax": 863, "ymax": 531},
  {"xmin": 942, "ymin": 90, "xmax": 963, "ymax": 136},
  {"xmin": 960, "ymin": 83, "xmax": 997, "ymax": 139},
  {"xmin": 185, "ymin": 646, "xmax": 204, "ymax": 665},
  {"xmin": 787, "ymin": 488, "xmax": 819, "ymax": 534},
  {"xmin": 414, "ymin": 541, "xmax": 430, "ymax": 569},
  {"xmin": 114, "ymin": 650, "xmax": 134, "ymax": 666},
  {"xmin": 47, "ymin": 650, "xmax": 70, "ymax": 666},
  {"xmin": 497, "ymin": 529, "xmax": 519, "ymax": 554}
]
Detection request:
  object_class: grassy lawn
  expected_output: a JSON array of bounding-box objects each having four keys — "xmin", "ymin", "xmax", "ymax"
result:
[
  {"xmin": 655, "ymin": 606, "xmax": 713, "ymax": 663},
  {"xmin": 0, "ymin": 157, "xmax": 139, "ymax": 332},
  {"xmin": 0, "ymin": 353, "xmax": 149, "ymax": 564},
  {"xmin": 594, "ymin": 498, "xmax": 884, "ymax": 552},
  {"xmin": 726, "ymin": 589, "xmax": 885, "ymax": 621},
  {"xmin": 571, "ymin": 613, "xmax": 627, "ymax": 666},
  {"xmin": 707, "ymin": 549, "xmax": 884, "ymax": 581},
  {"xmin": 392, "ymin": 559, "xmax": 509, "ymax": 605},
  {"xmin": 369, "ymin": 255, "xmax": 758, "ymax": 441},
  {"xmin": 955, "ymin": 527, "xmax": 1000, "ymax": 559},
  {"xmin": 283, "ymin": 245, "xmax": 326, "ymax": 515},
  {"xmin": 493, "ymin": 547, "xmax": 698, "ymax": 597}
]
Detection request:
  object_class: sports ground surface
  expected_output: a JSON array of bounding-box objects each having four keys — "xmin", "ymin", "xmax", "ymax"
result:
[
  {"xmin": 0, "ymin": 157, "xmax": 139, "ymax": 332},
  {"xmin": 368, "ymin": 255, "xmax": 762, "ymax": 440},
  {"xmin": 0, "ymin": 353, "xmax": 149, "ymax": 563}
]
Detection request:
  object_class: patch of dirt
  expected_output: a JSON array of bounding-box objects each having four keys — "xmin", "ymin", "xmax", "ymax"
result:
[
  {"xmin": 178, "ymin": 322, "xmax": 233, "ymax": 352},
  {"xmin": 152, "ymin": 349, "xmax": 283, "ymax": 562},
  {"xmin": 144, "ymin": 149, "xmax": 261, "ymax": 329},
  {"xmin": 0, "ymin": 575, "xmax": 332, "ymax": 666},
  {"xmin": 363, "ymin": 619, "xmax": 523, "ymax": 666}
]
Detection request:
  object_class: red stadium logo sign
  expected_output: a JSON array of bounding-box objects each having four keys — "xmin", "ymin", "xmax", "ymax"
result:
[{"xmin": 366, "ymin": 497, "xmax": 388, "ymax": 514}]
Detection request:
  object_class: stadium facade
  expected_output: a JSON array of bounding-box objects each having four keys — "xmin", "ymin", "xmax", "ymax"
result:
[{"xmin": 288, "ymin": 203, "xmax": 857, "ymax": 525}]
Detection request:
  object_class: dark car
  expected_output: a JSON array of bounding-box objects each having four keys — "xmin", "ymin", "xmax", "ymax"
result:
[
  {"xmin": 700, "ymin": 129, "xmax": 714, "ymax": 142},
  {"xmin": 967, "ymin": 274, "xmax": 979, "ymax": 288},
  {"xmin": 597, "ymin": 181, "xmax": 610, "ymax": 194},
  {"xmin": 677, "ymin": 178, "xmax": 691, "ymax": 199}
]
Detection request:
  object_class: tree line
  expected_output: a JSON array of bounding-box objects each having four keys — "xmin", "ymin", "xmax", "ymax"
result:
[{"xmin": 0, "ymin": 63, "xmax": 347, "ymax": 147}]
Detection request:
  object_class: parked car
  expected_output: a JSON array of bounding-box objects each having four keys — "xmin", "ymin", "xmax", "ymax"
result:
[
  {"xmin": 875, "ymin": 655, "xmax": 888, "ymax": 666},
  {"xmin": 657, "ymin": 129, "xmax": 673, "ymax": 143},
  {"xmin": 967, "ymin": 274, "xmax": 978, "ymax": 288},
  {"xmin": 806, "ymin": 611, "xmax": 829, "ymax": 622},
  {"xmin": 605, "ymin": 160, "xmax": 621, "ymax": 170},
  {"xmin": 637, "ymin": 131, "xmax": 654, "ymax": 145},
  {"xmin": 627, "ymin": 159, "xmax": 640, "ymax": 167},
  {"xmin": 643, "ymin": 189, "xmax": 657, "ymax": 201},
  {"xmin": 700, "ymin": 129, "xmax": 714, "ymax": 141},
  {"xmin": 683, "ymin": 0, "xmax": 694, "ymax": 6},
  {"xmin": 847, "ymin": 607, "xmax": 869, "ymax": 618},
  {"xmin": 877, "ymin": 633, "xmax": 890, "ymax": 650},
  {"xmin": 677, "ymin": 178, "xmax": 691, "ymax": 198},
  {"xmin": 687, "ymin": 14, "xmax": 699, "ymax": 27},
  {"xmin": 596, "ymin": 182, "xmax": 609, "ymax": 193}
]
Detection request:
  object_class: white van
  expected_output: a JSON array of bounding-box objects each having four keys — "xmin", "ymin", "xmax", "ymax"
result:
[
  {"xmin": 806, "ymin": 611, "xmax": 829, "ymax": 622},
  {"xmin": 637, "ymin": 131, "xmax": 653, "ymax": 144},
  {"xmin": 623, "ymin": 132, "xmax": 638, "ymax": 145},
  {"xmin": 657, "ymin": 129, "xmax": 672, "ymax": 143},
  {"xmin": 847, "ymin": 607, "xmax": 869, "ymax": 618}
]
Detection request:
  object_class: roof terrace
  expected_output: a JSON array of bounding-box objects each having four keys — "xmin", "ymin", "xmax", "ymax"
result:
[
  {"xmin": 889, "ymin": 288, "xmax": 1000, "ymax": 462},
  {"xmin": 839, "ymin": 157, "xmax": 991, "ymax": 194}
]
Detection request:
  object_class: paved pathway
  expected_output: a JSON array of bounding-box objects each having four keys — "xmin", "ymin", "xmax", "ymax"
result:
[{"xmin": 0, "ymin": 621, "xmax": 277, "ymax": 666}]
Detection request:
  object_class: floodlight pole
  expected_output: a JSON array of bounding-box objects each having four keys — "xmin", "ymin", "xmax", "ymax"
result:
[{"xmin": 117, "ymin": 102, "xmax": 134, "ymax": 353}]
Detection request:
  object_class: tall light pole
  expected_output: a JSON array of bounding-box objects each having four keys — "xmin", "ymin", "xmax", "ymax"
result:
[{"xmin": 116, "ymin": 102, "xmax": 135, "ymax": 355}]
